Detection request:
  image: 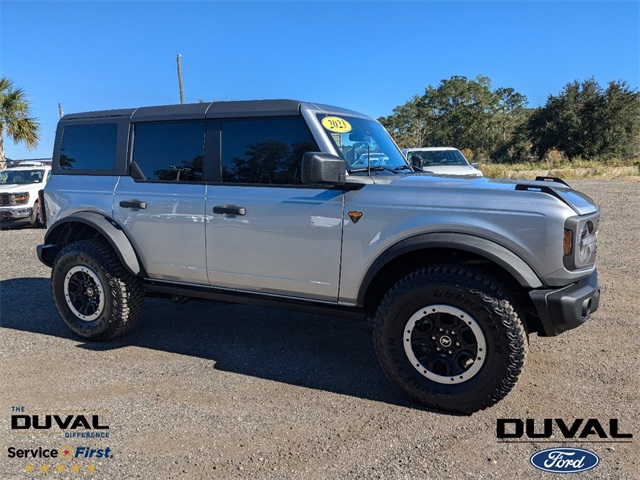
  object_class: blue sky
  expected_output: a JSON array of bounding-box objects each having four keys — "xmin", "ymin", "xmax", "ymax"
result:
[{"xmin": 2, "ymin": 0, "xmax": 639, "ymax": 159}]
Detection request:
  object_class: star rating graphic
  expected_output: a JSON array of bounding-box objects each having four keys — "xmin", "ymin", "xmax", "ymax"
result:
[{"xmin": 24, "ymin": 463, "xmax": 98, "ymax": 474}]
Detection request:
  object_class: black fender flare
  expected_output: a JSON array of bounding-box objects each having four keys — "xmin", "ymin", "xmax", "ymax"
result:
[
  {"xmin": 357, "ymin": 232, "xmax": 543, "ymax": 305},
  {"xmin": 41, "ymin": 211, "xmax": 142, "ymax": 276}
]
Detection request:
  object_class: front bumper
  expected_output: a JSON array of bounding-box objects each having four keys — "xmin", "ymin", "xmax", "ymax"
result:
[
  {"xmin": 529, "ymin": 270, "xmax": 600, "ymax": 336},
  {"xmin": 0, "ymin": 207, "xmax": 32, "ymax": 221}
]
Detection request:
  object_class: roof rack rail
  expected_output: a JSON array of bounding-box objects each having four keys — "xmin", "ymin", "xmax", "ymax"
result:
[{"xmin": 534, "ymin": 176, "xmax": 570, "ymax": 187}]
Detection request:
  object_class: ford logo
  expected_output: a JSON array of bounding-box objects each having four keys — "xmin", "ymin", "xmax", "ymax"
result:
[{"xmin": 530, "ymin": 447, "xmax": 600, "ymax": 473}]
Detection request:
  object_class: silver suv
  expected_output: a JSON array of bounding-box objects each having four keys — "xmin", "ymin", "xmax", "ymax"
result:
[{"xmin": 37, "ymin": 100, "xmax": 600, "ymax": 413}]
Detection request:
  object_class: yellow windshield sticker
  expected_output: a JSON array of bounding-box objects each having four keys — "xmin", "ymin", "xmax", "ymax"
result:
[{"xmin": 321, "ymin": 116, "xmax": 352, "ymax": 133}]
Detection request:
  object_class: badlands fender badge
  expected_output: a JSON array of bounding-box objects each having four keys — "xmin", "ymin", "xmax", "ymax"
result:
[
  {"xmin": 348, "ymin": 211, "xmax": 363, "ymax": 224},
  {"xmin": 530, "ymin": 447, "xmax": 600, "ymax": 473}
]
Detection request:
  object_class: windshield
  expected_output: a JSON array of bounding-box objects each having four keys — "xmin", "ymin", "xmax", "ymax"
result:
[
  {"xmin": 317, "ymin": 114, "xmax": 409, "ymax": 173},
  {"xmin": 0, "ymin": 169, "xmax": 46, "ymax": 185},
  {"xmin": 407, "ymin": 149, "xmax": 469, "ymax": 167}
]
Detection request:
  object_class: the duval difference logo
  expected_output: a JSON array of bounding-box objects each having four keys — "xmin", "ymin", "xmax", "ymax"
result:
[
  {"xmin": 10, "ymin": 405, "xmax": 109, "ymax": 438},
  {"xmin": 497, "ymin": 418, "xmax": 633, "ymax": 474}
]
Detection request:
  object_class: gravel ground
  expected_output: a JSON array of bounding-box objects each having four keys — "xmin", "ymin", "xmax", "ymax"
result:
[{"xmin": 0, "ymin": 179, "xmax": 638, "ymax": 479}]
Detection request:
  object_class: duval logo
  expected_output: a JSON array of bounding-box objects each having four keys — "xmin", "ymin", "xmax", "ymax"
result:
[
  {"xmin": 530, "ymin": 447, "xmax": 599, "ymax": 473},
  {"xmin": 497, "ymin": 418, "xmax": 632, "ymax": 439},
  {"xmin": 11, "ymin": 414, "xmax": 109, "ymax": 430}
]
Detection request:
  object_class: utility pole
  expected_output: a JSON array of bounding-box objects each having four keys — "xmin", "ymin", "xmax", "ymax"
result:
[
  {"xmin": 58, "ymin": 103, "xmax": 64, "ymax": 119},
  {"xmin": 177, "ymin": 54, "xmax": 185, "ymax": 104}
]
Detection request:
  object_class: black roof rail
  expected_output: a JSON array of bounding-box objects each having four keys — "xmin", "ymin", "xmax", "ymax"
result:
[{"xmin": 534, "ymin": 176, "xmax": 571, "ymax": 187}]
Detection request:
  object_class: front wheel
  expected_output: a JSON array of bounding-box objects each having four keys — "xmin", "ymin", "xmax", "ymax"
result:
[
  {"xmin": 373, "ymin": 264, "xmax": 527, "ymax": 414},
  {"xmin": 51, "ymin": 238, "xmax": 144, "ymax": 340}
]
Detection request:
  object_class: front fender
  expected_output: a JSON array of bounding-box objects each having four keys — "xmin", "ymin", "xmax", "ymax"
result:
[{"xmin": 356, "ymin": 232, "xmax": 543, "ymax": 305}]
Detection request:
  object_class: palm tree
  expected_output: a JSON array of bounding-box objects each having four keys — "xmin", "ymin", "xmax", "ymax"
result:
[{"xmin": 0, "ymin": 77, "xmax": 40, "ymax": 169}]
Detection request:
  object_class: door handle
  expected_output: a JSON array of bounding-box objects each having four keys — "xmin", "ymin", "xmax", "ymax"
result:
[
  {"xmin": 119, "ymin": 199, "xmax": 147, "ymax": 209},
  {"xmin": 213, "ymin": 206, "xmax": 246, "ymax": 216}
]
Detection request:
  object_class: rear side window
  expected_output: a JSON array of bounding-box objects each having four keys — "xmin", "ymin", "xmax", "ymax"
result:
[
  {"xmin": 221, "ymin": 117, "xmax": 318, "ymax": 185},
  {"xmin": 59, "ymin": 123, "xmax": 117, "ymax": 171},
  {"xmin": 132, "ymin": 121, "xmax": 205, "ymax": 182}
]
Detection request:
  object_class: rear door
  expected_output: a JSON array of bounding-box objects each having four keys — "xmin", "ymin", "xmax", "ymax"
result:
[
  {"xmin": 205, "ymin": 117, "xmax": 344, "ymax": 302},
  {"xmin": 114, "ymin": 120, "xmax": 208, "ymax": 284}
]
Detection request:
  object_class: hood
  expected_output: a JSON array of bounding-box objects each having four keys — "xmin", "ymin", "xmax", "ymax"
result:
[
  {"xmin": 373, "ymin": 174, "xmax": 598, "ymax": 216},
  {"xmin": 0, "ymin": 183, "xmax": 36, "ymax": 194},
  {"xmin": 421, "ymin": 165, "xmax": 483, "ymax": 177}
]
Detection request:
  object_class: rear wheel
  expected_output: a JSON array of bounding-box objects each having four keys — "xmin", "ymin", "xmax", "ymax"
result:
[
  {"xmin": 51, "ymin": 238, "xmax": 144, "ymax": 340},
  {"xmin": 373, "ymin": 264, "xmax": 527, "ymax": 414}
]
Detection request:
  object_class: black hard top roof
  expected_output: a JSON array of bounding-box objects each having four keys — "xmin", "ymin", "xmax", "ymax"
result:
[{"xmin": 62, "ymin": 99, "xmax": 307, "ymax": 121}]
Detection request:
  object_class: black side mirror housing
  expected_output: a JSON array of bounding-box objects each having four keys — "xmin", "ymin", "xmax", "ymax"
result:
[
  {"xmin": 409, "ymin": 155, "xmax": 423, "ymax": 168},
  {"xmin": 302, "ymin": 152, "xmax": 346, "ymax": 185}
]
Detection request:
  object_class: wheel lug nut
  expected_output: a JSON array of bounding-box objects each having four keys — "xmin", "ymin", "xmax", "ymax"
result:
[
  {"xmin": 436, "ymin": 347, "xmax": 441, "ymax": 352},
  {"xmin": 431, "ymin": 336, "xmax": 436, "ymax": 340},
  {"xmin": 438, "ymin": 328, "xmax": 443, "ymax": 332},
  {"xmin": 456, "ymin": 342, "xmax": 460, "ymax": 347},
  {"xmin": 448, "ymin": 350, "xmax": 453, "ymax": 355}
]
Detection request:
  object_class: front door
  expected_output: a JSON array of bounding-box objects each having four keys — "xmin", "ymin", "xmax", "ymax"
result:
[
  {"xmin": 205, "ymin": 116, "xmax": 344, "ymax": 301},
  {"xmin": 205, "ymin": 186, "xmax": 343, "ymax": 301}
]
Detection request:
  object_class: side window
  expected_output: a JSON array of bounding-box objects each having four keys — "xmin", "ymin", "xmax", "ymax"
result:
[
  {"xmin": 221, "ymin": 117, "xmax": 318, "ymax": 185},
  {"xmin": 132, "ymin": 121, "xmax": 205, "ymax": 182},
  {"xmin": 59, "ymin": 123, "xmax": 117, "ymax": 171}
]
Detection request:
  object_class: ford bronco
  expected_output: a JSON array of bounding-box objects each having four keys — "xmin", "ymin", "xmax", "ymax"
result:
[{"xmin": 37, "ymin": 100, "xmax": 600, "ymax": 413}]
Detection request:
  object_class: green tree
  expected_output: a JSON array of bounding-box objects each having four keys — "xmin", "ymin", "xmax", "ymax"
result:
[
  {"xmin": 379, "ymin": 95, "xmax": 429, "ymax": 149},
  {"xmin": 423, "ymin": 75, "xmax": 499, "ymax": 155},
  {"xmin": 527, "ymin": 78, "xmax": 640, "ymax": 160},
  {"xmin": 0, "ymin": 77, "xmax": 40, "ymax": 169},
  {"xmin": 380, "ymin": 75, "xmax": 529, "ymax": 158},
  {"xmin": 495, "ymin": 87, "xmax": 529, "ymax": 142},
  {"xmin": 600, "ymin": 80, "xmax": 640, "ymax": 158}
]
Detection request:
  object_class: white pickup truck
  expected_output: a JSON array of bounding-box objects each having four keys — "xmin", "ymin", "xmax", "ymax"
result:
[{"xmin": 0, "ymin": 163, "xmax": 51, "ymax": 227}]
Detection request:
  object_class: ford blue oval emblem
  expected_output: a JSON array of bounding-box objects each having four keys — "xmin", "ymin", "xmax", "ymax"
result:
[{"xmin": 530, "ymin": 447, "xmax": 600, "ymax": 473}]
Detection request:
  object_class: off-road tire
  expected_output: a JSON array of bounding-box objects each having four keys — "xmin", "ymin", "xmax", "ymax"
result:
[
  {"xmin": 51, "ymin": 238, "xmax": 144, "ymax": 340},
  {"xmin": 373, "ymin": 264, "xmax": 527, "ymax": 414}
]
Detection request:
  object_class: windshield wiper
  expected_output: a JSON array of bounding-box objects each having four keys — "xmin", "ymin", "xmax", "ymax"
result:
[
  {"xmin": 394, "ymin": 165, "xmax": 414, "ymax": 172},
  {"xmin": 349, "ymin": 165, "xmax": 398, "ymax": 174}
]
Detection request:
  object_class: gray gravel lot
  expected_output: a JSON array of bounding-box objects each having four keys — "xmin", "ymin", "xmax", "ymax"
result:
[{"xmin": 1, "ymin": 179, "xmax": 638, "ymax": 479}]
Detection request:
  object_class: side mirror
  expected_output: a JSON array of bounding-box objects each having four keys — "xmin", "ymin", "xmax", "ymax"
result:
[
  {"xmin": 471, "ymin": 162, "xmax": 479, "ymax": 168},
  {"xmin": 302, "ymin": 152, "xmax": 346, "ymax": 185},
  {"xmin": 409, "ymin": 155, "xmax": 423, "ymax": 168}
]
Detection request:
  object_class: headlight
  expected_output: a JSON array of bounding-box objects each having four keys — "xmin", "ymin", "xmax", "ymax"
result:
[
  {"xmin": 578, "ymin": 221, "xmax": 596, "ymax": 265},
  {"xmin": 3, "ymin": 192, "xmax": 30, "ymax": 205},
  {"xmin": 563, "ymin": 213, "xmax": 599, "ymax": 270}
]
